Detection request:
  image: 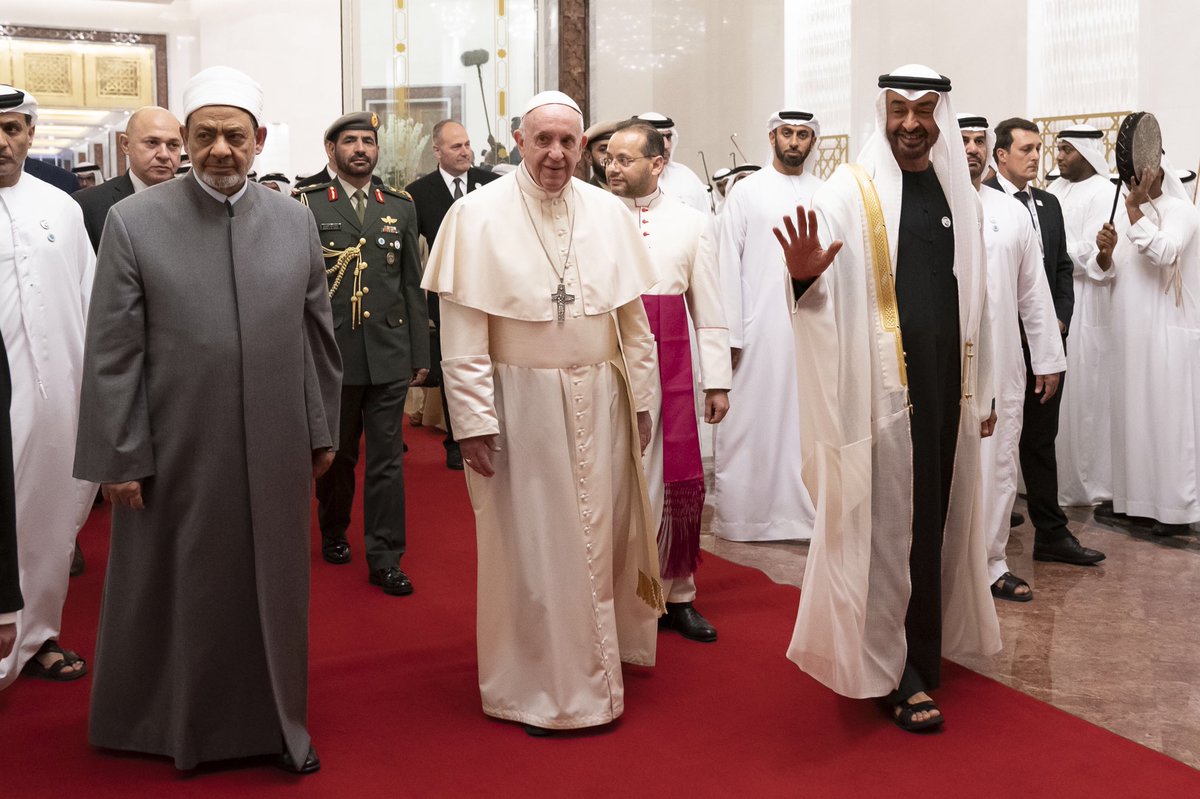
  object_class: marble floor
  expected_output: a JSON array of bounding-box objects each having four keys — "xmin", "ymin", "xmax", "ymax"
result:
[{"xmin": 702, "ymin": 498, "xmax": 1200, "ymax": 770}]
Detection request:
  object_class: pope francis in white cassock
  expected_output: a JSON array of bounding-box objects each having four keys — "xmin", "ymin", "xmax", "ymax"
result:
[
  {"xmin": 1108, "ymin": 155, "xmax": 1200, "ymax": 530},
  {"xmin": 0, "ymin": 86, "xmax": 96, "ymax": 689},
  {"xmin": 423, "ymin": 92, "xmax": 665, "ymax": 733},
  {"xmin": 959, "ymin": 114, "xmax": 1065, "ymax": 599},
  {"xmin": 712, "ymin": 110, "xmax": 822, "ymax": 543},
  {"xmin": 778, "ymin": 66, "xmax": 1000, "ymax": 729},
  {"xmin": 1049, "ymin": 125, "xmax": 1117, "ymax": 507}
]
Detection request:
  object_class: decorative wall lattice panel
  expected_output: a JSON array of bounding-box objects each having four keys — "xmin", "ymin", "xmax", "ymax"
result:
[{"xmin": 814, "ymin": 134, "xmax": 849, "ymax": 181}]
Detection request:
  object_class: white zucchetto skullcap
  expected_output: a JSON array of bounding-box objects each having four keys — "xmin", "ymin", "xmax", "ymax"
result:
[
  {"xmin": 183, "ymin": 66, "xmax": 264, "ymax": 126},
  {"xmin": 522, "ymin": 91, "xmax": 582, "ymax": 117}
]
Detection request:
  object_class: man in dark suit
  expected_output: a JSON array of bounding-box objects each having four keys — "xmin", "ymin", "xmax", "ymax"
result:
[
  {"xmin": 24, "ymin": 157, "xmax": 79, "ymax": 194},
  {"xmin": 405, "ymin": 119, "xmax": 499, "ymax": 469},
  {"xmin": 988, "ymin": 117, "xmax": 1104, "ymax": 566},
  {"xmin": 0, "ymin": 338, "xmax": 22, "ymax": 662},
  {"xmin": 74, "ymin": 106, "xmax": 183, "ymax": 251},
  {"xmin": 302, "ymin": 111, "xmax": 430, "ymax": 596}
]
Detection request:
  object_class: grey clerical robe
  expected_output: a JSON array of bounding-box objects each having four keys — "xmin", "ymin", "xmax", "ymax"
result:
[{"xmin": 73, "ymin": 175, "xmax": 341, "ymax": 769}]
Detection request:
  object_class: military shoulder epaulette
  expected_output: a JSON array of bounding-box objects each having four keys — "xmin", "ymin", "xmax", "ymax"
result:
[
  {"xmin": 296, "ymin": 181, "xmax": 332, "ymax": 193},
  {"xmin": 377, "ymin": 183, "xmax": 413, "ymax": 202}
]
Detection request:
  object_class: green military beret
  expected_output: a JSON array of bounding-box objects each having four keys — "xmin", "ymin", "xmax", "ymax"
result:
[{"xmin": 325, "ymin": 111, "xmax": 379, "ymax": 142}]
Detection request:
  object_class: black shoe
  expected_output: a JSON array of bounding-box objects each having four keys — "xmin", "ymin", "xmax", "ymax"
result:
[
  {"xmin": 369, "ymin": 567, "xmax": 413, "ymax": 596},
  {"xmin": 661, "ymin": 602, "xmax": 717, "ymax": 642},
  {"xmin": 277, "ymin": 744, "xmax": 320, "ymax": 775},
  {"xmin": 522, "ymin": 723, "xmax": 554, "ymax": 737},
  {"xmin": 446, "ymin": 445, "xmax": 464, "ymax": 471},
  {"xmin": 1033, "ymin": 534, "xmax": 1105, "ymax": 565},
  {"xmin": 1152, "ymin": 522, "xmax": 1193, "ymax": 537},
  {"xmin": 1009, "ymin": 512, "xmax": 1025, "ymax": 528},
  {"xmin": 1093, "ymin": 502, "xmax": 1123, "ymax": 523},
  {"xmin": 321, "ymin": 539, "xmax": 351, "ymax": 565},
  {"xmin": 70, "ymin": 543, "xmax": 85, "ymax": 577}
]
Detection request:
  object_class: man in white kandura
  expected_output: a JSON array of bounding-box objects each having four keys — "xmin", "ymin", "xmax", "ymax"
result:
[
  {"xmin": 635, "ymin": 112, "xmax": 712, "ymax": 213},
  {"xmin": 0, "ymin": 86, "xmax": 96, "ymax": 689},
  {"xmin": 713, "ymin": 110, "xmax": 821, "ymax": 542},
  {"xmin": 423, "ymin": 91, "xmax": 665, "ymax": 736},
  {"xmin": 1104, "ymin": 149, "xmax": 1200, "ymax": 536},
  {"xmin": 776, "ymin": 65, "xmax": 1000, "ymax": 731},
  {"xmin": 1049, "ymin": 125, "xmax": 1117, "ymax": 510},
  {"xmin": 606, "ymin": 120, "xmax": 731, "ymax": 643},
  {"xmin": 960, "ymin": 114, "xmax": 1065, "ymax": 603}
]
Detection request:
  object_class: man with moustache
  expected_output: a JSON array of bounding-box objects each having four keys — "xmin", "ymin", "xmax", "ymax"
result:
[
  {"xmin": 960, "ymin": 114, "xmax": 1065, "ymax": 602},
  {"xmin": 302, "ymin": 111, "xmax": 429, "ymax": 591},
  {"xmin": 582, "ymin": 119, "xmax": 618, "ymax": 188},
  {"xmin": 423, "ymin": 91, "xmax": 663, "ymax": 734},
  {"xmin": 74, "ymin": 66, "xmax": 341, "ymax": 773},
  {"xmin": 1048, "ymin": 125, "xmax": 1117, "ymax": 510},
  {"xmin": 712, "ymin": 110, "xmax": 821, "ymax": 544},
  {"xmin": 606, "ymin": 120, "xmax": 731, "ymax": 642},
  {"xmin": 406, "ymin": 119, "xmax": 496, "ymax": 470},
  {"xmin": 987, "ymin": 118, "xmax": 1104, "ymax": 567},
  {"xmin": 75, "ymin": 106, "xmax": 184, "ymax": 251},
  {"xmin": 777, "ymin": 65, "xmax": 1000, "ymax": 730}
]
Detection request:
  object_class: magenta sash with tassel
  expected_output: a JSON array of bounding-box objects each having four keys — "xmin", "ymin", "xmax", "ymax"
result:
[{"xmin": 642, "ymin": 293, "xmax": 704, "ymax": 580}]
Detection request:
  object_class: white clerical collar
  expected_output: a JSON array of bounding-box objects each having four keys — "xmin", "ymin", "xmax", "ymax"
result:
[
  {"xmin": 128, "ymin": 170, "xmax": 151, "ymax": 193},
  {"xmin": 516, "ymin": 162, "xmax": 570, "ymax": 201},
  {"xmin": 192, "ymin": 171, "xmax": 251, "ymax": 207},
  {"xmin": 439, "ymin": 165, "xmax": 468, "ymax": 195},
  {"xmin": 617, "ymin": 188, "xmax": 661, "ymax": 210}
]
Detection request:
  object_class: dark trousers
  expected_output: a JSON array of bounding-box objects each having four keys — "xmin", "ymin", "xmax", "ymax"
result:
[
  {"xmin": 1019, "ymin": 338, "xmax": 1070, "ymax": 542},
  {"xmin": 316, "ymin": 380, "xmax": 409, "ymax": 572}
]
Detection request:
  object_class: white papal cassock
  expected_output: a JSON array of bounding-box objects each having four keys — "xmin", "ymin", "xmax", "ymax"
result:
[
  {"xmin": 1110, "ymin": 192, "xmax": 1200, "ymax": 524},
  {"xmin": 977, "ymin": 185, "xmax": 1065, "ymax": 583},
  {"xmin": 0, "ymin": 173, "xmax": 96, "ymax": 688},
  {"xmin": 621, "ymin": 189, "xmax": 731, "ymax": 602},
  {"xmin": 1049, "ymin": 172, "xmax": 1116, "ymax": 506},
  {"xmin": 424, "ymin": 164, "xmax": 664, "ymax": 729},
  {"xmin": 712, "ymin": 167, "xmax": 820, "ymax": 541}
]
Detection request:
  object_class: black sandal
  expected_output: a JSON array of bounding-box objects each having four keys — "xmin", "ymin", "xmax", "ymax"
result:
[
  {"xmin": 991, "ymin": 571, "xmax": 1033, "ymax": 603},
  {"xmin": 892, "ymin": 698, "xmax": 944, "ymax": 732},
  {"xmin": 21, "ymin": 640, "xmax": 88, "ymax": 682}
]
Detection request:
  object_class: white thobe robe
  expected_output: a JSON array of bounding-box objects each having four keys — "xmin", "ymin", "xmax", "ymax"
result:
[
  {"xmin": 0, "ymin": 173, "xmax": 96, "ymax": 688},
  {"xmin": 660, "ymin": 160, "xmax": 712, "ymax": 214},
  {"xmin": 787, "ymin": 119, "xmax": 1000, "ymax": 698},
  {"xmin": 1110, "ymin": 195, "xmax": 1200, "ymax": 524},
  {"xmin": 1049, "ymin": 173, "xmax": 1116, "ymax": 506},
  {"xmin": 622, "ymin": 191, "xmax": 731, "ymax": 603},
  {"xmin": 713, "ymin": 167, "xmax": 820, "ymax": 541},
  {"xmin": 977, "ymin": 186, "xmax": 1066, "ymax": 583},
  {"xmin": 423, "ymin": 166, "xmax": 664, "ymax": 729}
]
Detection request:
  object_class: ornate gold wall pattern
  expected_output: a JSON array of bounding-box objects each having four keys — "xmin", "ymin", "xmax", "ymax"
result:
[{"xmin": 815, "ymin": 134, "xmax": 849, "ymax": 181}]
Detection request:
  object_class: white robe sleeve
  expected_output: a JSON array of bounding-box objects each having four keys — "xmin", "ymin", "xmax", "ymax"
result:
[
  {"xmin": 440, "ymin": 299, "xmax": 499, "ymax": 439},
  {"xmin": 1015, "ymin": 214, "xmax": 1067, "ymax": 376},
  {"xmin": 684, "ymin": 217, "xmax": 732, "ymax": 391},
  {"xmin": 615, "ymin": 298, "xmax": 659, "ymax": 414},
  {"xmin": 716, "ymin": 188, "xmax": 748, "ymax": 348},
  {"xmin": 1127, "ymin": 202, "xmax": 1196, "ymax": 268}
]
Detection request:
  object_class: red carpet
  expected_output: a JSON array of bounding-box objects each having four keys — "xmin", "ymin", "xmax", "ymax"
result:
[{"xmin": 1, "ymin": 425, "xmax": 1196, "ymax": 797}]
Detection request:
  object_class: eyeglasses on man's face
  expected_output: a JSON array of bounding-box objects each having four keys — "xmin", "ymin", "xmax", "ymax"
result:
[{"xmin": 602, "ymin": 155, "xmax": 652, "ymax": 169}]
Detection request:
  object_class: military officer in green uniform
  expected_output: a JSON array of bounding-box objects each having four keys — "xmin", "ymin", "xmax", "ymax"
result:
[{"xmin": 300, "ymin": 111, "xmax": 429, "ymax": 596}]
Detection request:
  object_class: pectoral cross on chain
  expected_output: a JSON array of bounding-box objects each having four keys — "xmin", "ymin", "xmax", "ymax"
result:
[{"xmin": 551, "ymin": 281, "xmax": 576, "ymax": 323}]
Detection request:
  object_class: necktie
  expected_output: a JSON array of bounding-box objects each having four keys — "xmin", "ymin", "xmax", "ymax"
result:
[
  {"xmin": 353, "ymin": 189, "xmax": 366, "ymax": 224},
  {"xmin": 1014, "ymin": 189, "xmax": 1035, "ymax": 222},
  {"xmin": 453, "ymin": 177, "xmax": 464, "ymax": 199}
]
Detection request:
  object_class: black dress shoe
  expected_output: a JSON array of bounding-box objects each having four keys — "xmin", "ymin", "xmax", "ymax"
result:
[
  {"xmin": 446, "ymin": 446, "xmax": 464, "ymax": 471},
  {"xmin": 1152, "ymin": 522, "xmax": 1193, "ymax": 537},
  {"xmin": 522, "ymin": 723, "xmax": 554, "ymax": 737},
  {"xmin": 1033, "ymin": 534, "xmax": 1105, "ymax": 565},
  {"xmin": 1093, "ymin": 502, "xmax": 1123, "ymax": 523},
  {"xmin": 370, "ymin": 567, "xmax": 413, "ymax": 596},
  {"xmin": 661, "ymin": 602, "xmax": 717, "ymax": 642},
  {"xmin": 1009, "ymin": 512, "xmax": 1025, "ymax": 528},
  {"xmin": 277, "ymin": 744, "xmax": 320, "ymax": 775},
  {"xmin": 321, "ymin": 539, "xmax": 351, "ymax": 565},
  {"xmin": 70, "ymin": 542, "xmax": 85, "ymax": 577}
]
